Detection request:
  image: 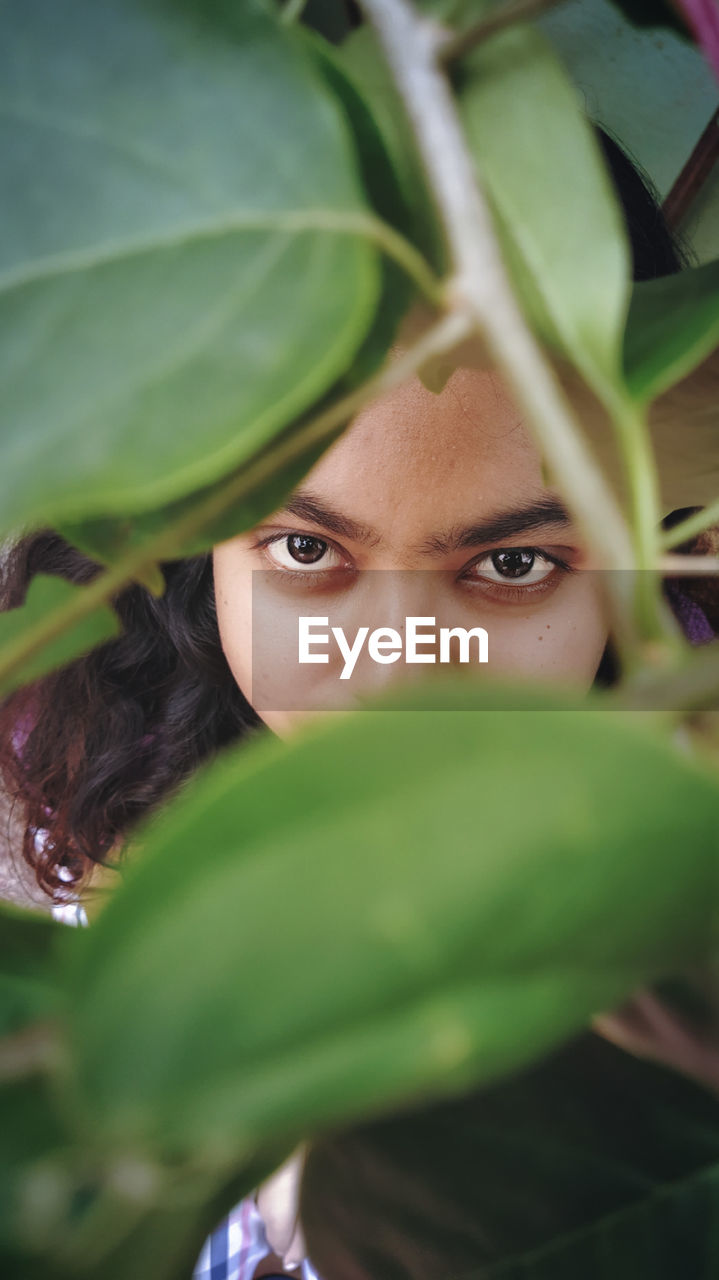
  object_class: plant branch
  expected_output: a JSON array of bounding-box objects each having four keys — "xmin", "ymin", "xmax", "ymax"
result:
[
  {"xmin": 609, "ymin": 643, "xmax": 719, "ymax": 714},
  {"xmin": 659, "ymin": 554, "xmax": 719, "ymax": 575},
  {"xmin": 360, "ymin": 0, "xmax": 640, "ymax": 652},
  {"xmin": 360, "ymin": 213, "xmax": 446, "ymax": 306},
  {"xmin": 663, "ymin": 498, "xmax": 719, "ymax": 551},
  {"xmin": 0, "ymin": 312, "xmax": 472, "ymax": 692},
  {"xmin": 603, "ymin": 390, "xmax": 667, "ymax": 638},
  {"xmin": 280, "ymin": 0, "xmax": 309, "ymax": 23},
  {"xmin": 439, "ymin": 0, "xmax": 569, "ymax": 65},
  {"xmin": 0, "ymin": 209, "xmax": 443, "ymax": 308}
]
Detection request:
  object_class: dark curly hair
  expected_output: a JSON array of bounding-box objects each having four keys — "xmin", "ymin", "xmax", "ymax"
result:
[
  {"xmin": 0, "ymin": 125, "xmax": 712, "ymax": 900},
  {"xmin": 0, "ymin": 535, "xmax": 261, "ymax": 897}
]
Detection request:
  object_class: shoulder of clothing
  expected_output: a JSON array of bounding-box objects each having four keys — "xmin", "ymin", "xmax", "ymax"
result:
[{"xmin": 193, "ymin": 1197, "xmax": 321, "ymax": 1280}]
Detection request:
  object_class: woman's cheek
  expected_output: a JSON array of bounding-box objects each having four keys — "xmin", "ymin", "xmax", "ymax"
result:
[
  {"xmin": 212, "ymin": 543, "xmax": 255, "ymax": 697},
  {"xmin": 481, "ymin": 576, "xmax": 609, "ymax": 689}
]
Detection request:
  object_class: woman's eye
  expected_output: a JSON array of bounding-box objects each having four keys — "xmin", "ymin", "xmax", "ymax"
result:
[
  {"xmin": 467, "ymin": 548, "xmax": 557, "ymax": 584},
  {"xmin": 264, "ymin": 534, "xmax": 343, "ymax": 572}
]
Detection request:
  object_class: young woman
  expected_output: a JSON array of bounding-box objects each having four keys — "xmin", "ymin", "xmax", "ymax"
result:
[{"xmin": 1, "ymin": 127, "xmax": 716, "ymax": 1280}]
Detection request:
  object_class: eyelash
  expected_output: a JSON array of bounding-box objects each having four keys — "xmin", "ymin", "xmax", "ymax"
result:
[{"xmin": 250, "ymin": 531, "xmax": 575, "ymax": 600}]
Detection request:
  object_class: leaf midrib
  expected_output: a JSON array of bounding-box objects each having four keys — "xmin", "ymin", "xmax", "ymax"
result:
[{"xmin": 0, "ymin": 207, "xmax": 381, "ymax": 296}]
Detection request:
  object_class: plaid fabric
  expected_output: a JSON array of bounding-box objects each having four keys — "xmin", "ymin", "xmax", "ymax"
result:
[{"xmin": 192, "ymin": 1195, "xmax": 322, "ymax": 1280}]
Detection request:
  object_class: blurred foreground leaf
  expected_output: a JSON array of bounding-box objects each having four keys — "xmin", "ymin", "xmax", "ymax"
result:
[
  {"xmin": 64, "ymin": 684, "xmax": 719, "ymax": 1169},
  {"xmin": 0, "ymin": 905, "xmax": 61, "ymax": 1036}
]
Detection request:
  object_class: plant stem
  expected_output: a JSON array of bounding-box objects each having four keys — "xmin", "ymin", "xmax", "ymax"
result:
[
  {"xmin": 280, "ymin": 0, "xmax": 309, "ymax": 24},
  {"xmin": 361, "ymin": 213, "xmax": 446, "ymax": 306},
  {"xmin": 609, "ymin": 643, "xmax": 719, "ymax": 714},
  {"xmin": 439, "ymin": 0, "xmax": 569, "ymax": 65},
  {"xmin": 659, "ymin": 554, "xmax": 719, "ymax": 574},
  {"xmin": 2, "ymin": 209, "xmax": 443, "ymax": 310},
  {"xmin": 0, "ymin": 313, "xmax": 472, "ymax": 692},
  {"xmin": 605, "ymin": 390, "xmax": 668, "ymax": 640},
  {"xmin": 360, "ymin": 0, "xmax": 638, "ymax": 653},
  {"xmin": 663, "ymin": 497, "xmax": 719, "ymax": 550}
]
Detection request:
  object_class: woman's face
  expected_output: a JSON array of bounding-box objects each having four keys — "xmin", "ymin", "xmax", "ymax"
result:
[{"xmin": 213, "ymin": 364, "xmax": 609, "ymax": 736}]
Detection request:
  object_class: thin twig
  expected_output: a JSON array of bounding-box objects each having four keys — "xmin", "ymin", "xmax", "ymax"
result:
[
  {"xmin": 280, "ymin": 0, "xmax": 309, "ymax": 25},
  {"xmin": 659, "ymin": 554, "xmax": 719, "ymax": 575},
  {"xmin": 0, "ymin": 312, "xmax": 472, "ymax": 691},
  {"xmin": 0, "ymin": 209, "xmax": 443, "ymax": 309},
  {"xmin": 360, "ymin": 0, "xmax": 638, "ymax": 649},
  {"xmin": 608, "ymin": 644, "xmax": 719, "ymax": 714},
  {"xmin": 663, "ymin": 498, "xmax": 719, "ymax": 551},
  {"xmin": 439, "ymin": 0, "xmax": 569, "ymax": 66}
]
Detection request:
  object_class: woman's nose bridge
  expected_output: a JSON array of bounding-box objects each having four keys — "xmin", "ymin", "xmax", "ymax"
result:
[
  {"xmin": 349, "ymin": 569, "xmax": 464, "ymax": 687},
  {"xmin": 362, "ymin": 568, "xmax": 439, "ymax": 633}
]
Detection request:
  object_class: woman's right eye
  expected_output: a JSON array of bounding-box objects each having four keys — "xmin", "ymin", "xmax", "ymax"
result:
[{"xmin": 263, "ymin": 533, "xmax": 344, "ymax": 572}]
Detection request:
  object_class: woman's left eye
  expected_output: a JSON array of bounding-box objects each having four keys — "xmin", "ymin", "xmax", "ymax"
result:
[
  {"xmin": 464, "ymin": 548, "xmax": 562, "ymax": 585},
  {"xmin": 261, "ymin": 533, "xmax": 345, "ymax": 572}
]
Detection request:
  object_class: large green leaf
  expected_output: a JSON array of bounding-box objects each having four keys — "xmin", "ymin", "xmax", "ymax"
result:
[
  {"xmin": 0, "ymin": 575, "xmax": 119, "ymax": 695},
  {"xmin": 302, "ymin": 1032, "xmax": 719, "ymax": 1279},
  {"xmin": 336, "ymin": 26, "xmax": 445, "ymax": 276},
  {"xmin": 457, "ymin": 25, "xmax": 631, "ymax": 400},
  {"xmin": 55, "ymin": 27, "xmax": 424, "ymax": 568},
  {"xmin": 0, "ymin": 0, "xmax": 380, "ymax": 535},
  {"xmin": 624, "ymin": 258, "xmax": 719, "ymax": 402},
  {"xmin": 0, "ymin": 903, "xmax": 61, "ymax": 1036},
  {"xmin": 62, "ymin": 683, "xmax": 719, "ymax": 1170},
  {"xmin": 307, "ymin": 32, "xmax": 421, "ymax": 386},
  {"xmin": 57, "ymin": 427, "xmax": 341, "ymax": 566}
]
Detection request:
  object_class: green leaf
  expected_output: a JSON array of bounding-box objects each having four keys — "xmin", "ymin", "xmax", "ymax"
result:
[
  {"xmin": 606, "ymin": 0, "xmax": 690, "ymax": 39},
  {"xmin": 336, "ymin": 27, "xmax": 446, "ymax": 277},
  {"xmin": 306, "ymin": 32, "xmax": 420, "ymax": 386},
  {"xmin": 302, "ymin": 1032, "xmax": 719, "ymax": 1279},
  {"xmin": 57, "ymin": 423, "xmax": 343, "ymax": 565},
  {"xmin": 0, "ymin": 576, "xmax": 119, "ymax": 696},
  {"xmin": 624, "ymin": 258, "xmax": 719, "ymax": 402},
  {"xmin": 55, "ymin": 24, "xmax": 431, "ymax": 572},
  {"xmin": 0, "ymin": 0, "xmax": 380, "ymax": 535},
  {"xmin": 0, "ymin": 904, "xmax": 61, "ymax": 1037},
  {"xmin": 63, "ymin": 682, "xmax": 719, "ymax": 1169},
  {"xmin": 457, "ymin": 25, "xmax": 631, "ymax": 400}
]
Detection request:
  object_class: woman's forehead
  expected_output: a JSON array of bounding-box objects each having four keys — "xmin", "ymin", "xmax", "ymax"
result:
[{"xmin": 298, "ymin": 366, "xmax": 546, "ymax": 538}]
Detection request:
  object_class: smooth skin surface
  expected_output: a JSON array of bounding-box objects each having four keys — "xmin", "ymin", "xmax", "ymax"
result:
[{"xmin": 213, "ymin": 363, "xmax": 609, "ymax": 736}]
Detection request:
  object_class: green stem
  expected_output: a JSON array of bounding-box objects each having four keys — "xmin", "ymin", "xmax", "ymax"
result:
[
  {"xmin": 663, "ymin": 497, "xmax": 719, "ymax": 550},
  {"xmin": 607, "ymin": 390, "xmax": 675, "ymax": 645},
  {"xmin": 361, "ymin": 0, "xmax": 639, "ymax": 664},
  {"xmin": 1, "ymin": 208, "xmax": 443, "ymax": 310},
  {"xmin": 361, "ymin": 213, "xmax": 445, "ymax": 307},
  {"xmin": 280, "ymin": 0, "xmax": 309, "ymax": 24},
  {"xmin": 439, "ymin": 0, "xmax": 569, "ymax": 65}
]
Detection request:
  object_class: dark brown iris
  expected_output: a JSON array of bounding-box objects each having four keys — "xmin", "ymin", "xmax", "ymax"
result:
[
  {"xmin": 491, "ymin": 549, "xmax": 536, "ymax": 578},
  {"xmin": 287, "ymin": 534, "xmax": 327, "ymax": 564}
]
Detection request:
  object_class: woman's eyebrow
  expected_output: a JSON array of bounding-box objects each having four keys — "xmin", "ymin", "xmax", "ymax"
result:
[
  {"xmin": 277, "ymin": 489, "xmax": 383, "ymax": 546},
  {"xmin": 416, "ymin": 497, "xmax": 572, "ymax": 556}
]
